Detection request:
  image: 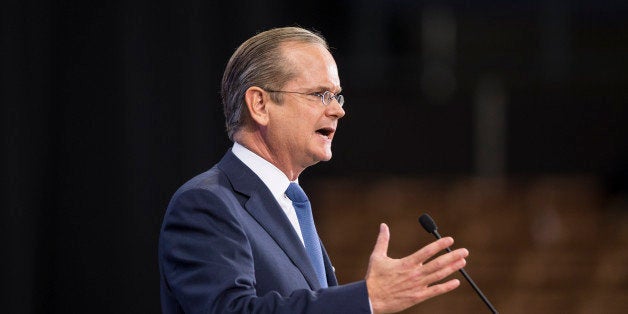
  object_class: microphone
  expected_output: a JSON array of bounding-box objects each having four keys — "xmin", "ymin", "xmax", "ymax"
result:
[{"xmin": 419, "ymin": 213, "xmax": 498, "ymax": 314}]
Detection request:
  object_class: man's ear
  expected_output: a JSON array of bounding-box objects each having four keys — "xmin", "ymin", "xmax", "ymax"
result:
[{"xmin": 244, "ymin": 86, "xmax": 270, "ymax": 126}]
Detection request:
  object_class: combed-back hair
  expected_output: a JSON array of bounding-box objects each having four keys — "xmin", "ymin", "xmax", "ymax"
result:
[{"xmin": 221, "ymin": 27, "xmax": 329, "ymax": 140}]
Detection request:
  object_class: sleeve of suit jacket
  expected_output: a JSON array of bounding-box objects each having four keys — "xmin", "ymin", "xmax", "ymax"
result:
[{"xmin": 159, "ymin": 182, "xmax": 371, "ymax": 314}]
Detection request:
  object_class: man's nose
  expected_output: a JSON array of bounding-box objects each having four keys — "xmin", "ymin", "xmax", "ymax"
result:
[{"xmin": 326, "ymin": 99, "xmax": 345, "ymax": 119}]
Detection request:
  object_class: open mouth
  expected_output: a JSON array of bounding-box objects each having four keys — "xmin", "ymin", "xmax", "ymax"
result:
[{"xmin": 315, "ymin": 127, "xmax": 334, "ymax": 139}]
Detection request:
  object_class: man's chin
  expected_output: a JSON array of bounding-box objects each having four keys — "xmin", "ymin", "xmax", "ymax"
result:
[
  {"xmin": 318, "ymin": 153, "xmax": 333, "ymax": 163},
  {"xmin": 308, "ymin": 151, "xmax": 333, "ymax": 165}
]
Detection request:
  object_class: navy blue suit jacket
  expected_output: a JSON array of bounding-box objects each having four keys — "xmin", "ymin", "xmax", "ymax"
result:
[{"xmin": 158, "ymin": 150, "xmax": 371, "ymax": 313}]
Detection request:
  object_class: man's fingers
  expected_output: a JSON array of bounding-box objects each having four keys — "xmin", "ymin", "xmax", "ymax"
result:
[
  {"xmin": 417, "ymin": 278, "xmax": 461, "ymax": 303},
  {"xmin": 418, "ymin": 250, "xmax": 468, "ymax": 285},
  {"xmin": 408, "ymin": 236, "xmax": 455, "ymax": 264},
  {"xmin": 371, "ymin": 223, "xmax": 390, "ymax": 258},
  {"xmin": 366, "ymin": 226, "xmax": 467, "ymax": 314},
  {"xmin": 421, "ymin": 248, "xmax": 468, "ymax": 275}
]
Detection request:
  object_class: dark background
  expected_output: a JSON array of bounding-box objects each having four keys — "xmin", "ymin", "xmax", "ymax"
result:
[{"xmin": 3, "ymin": 0, "xmax": 627, "ymax": 313}]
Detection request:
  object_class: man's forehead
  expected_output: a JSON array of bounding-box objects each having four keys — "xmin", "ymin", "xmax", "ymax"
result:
[
  {"xmin": 280, "ymin": 41, "xmax": 333, "ymax": 60},
  {"xmin": 280, "ymin": 42, "xmax": 340, "ymax": 89}
]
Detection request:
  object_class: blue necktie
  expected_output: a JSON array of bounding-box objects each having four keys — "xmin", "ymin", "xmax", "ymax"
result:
[{"xmin": 285, "ymin": 182, "xmax": 328, "ymax": 288}]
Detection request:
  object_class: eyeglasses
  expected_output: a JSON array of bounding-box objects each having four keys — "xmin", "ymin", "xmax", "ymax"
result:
[{"xmin": 264, "ymin": 89, "xmax": 344, "ymax": 107}]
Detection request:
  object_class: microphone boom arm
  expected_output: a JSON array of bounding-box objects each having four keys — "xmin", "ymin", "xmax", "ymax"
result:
[{"xmin": 419, "ymin": 214, "xmax": 498, "ymax": 314}]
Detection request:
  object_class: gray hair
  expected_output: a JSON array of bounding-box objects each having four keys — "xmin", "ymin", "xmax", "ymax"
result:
[{"xmin": 221, "ymin": 27, "xmax": 329, "ymax": 141}]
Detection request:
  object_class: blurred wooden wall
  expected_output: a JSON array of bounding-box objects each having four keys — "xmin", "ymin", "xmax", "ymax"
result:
[{"xmin": 309, "ymin": 176, "xmax": 628, "ymax": 313}]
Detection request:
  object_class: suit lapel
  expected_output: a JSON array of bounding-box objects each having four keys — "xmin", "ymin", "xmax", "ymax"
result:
[
  {"xmin": 321, "ymin": 242, "xmax": 338, "ymax": 286},
  {"xmin": 217, "ymin": 150, "xmax": 322, "ymax": 290}
]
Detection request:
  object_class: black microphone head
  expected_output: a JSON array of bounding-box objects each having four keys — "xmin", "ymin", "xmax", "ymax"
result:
[{"xmin": 419, "ymin": 213, "xmax": 438, "ymax": 234}]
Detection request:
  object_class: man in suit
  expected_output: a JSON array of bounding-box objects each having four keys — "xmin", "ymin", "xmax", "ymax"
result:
[{"xmin": 158, "ymin": 27, "xmax": 469, "ymax": 314}]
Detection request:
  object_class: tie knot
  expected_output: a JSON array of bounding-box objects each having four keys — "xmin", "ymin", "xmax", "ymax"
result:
[{"xmin": 285, "ymin": 182, "xmax": 309, "ymax": 203}]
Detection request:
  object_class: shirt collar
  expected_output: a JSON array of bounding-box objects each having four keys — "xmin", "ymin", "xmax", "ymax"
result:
[{"xmin": 231, "ymin": 142, "xmax": 295, "ymax": 199}]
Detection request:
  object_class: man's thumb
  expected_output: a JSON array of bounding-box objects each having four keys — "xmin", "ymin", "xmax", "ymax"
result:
[{"xmin": 372, "ymin": 223, "xmax": 390, "ymax": 257}]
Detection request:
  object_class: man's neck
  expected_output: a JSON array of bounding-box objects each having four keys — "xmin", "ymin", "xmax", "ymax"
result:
[{"xmin": 234, "ymin": 132, "xmax": 303, "ymax": 181}]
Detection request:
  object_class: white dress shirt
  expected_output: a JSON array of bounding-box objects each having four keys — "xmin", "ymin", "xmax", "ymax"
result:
[{"xmin": 231, "ymin": 142, "xmax": 305, "ymax": 245}]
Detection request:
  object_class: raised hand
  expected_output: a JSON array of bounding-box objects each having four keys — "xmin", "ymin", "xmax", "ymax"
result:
[{"xmin": 365, "ymin": 223, "xmax": 469, "ymax": 314}]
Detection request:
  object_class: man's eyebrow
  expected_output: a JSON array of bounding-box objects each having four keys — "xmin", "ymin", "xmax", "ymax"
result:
[{"xmin": 310, "ymin": 86, "xmax": 342, "ymax": 93}]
